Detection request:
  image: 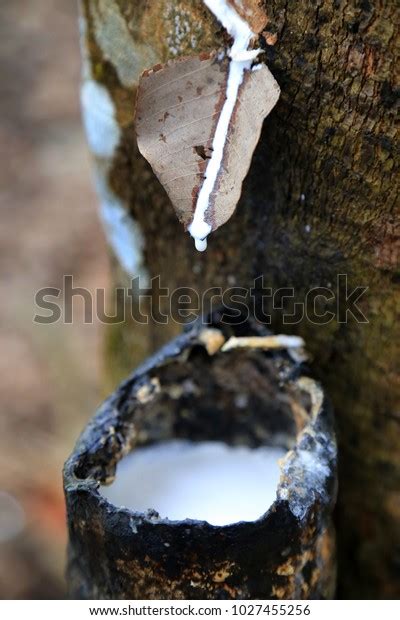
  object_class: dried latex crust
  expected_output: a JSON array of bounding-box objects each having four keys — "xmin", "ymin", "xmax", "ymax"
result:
[{"xmin": 227, "ymin": 0, "xmax": 269, "ymax": 34}]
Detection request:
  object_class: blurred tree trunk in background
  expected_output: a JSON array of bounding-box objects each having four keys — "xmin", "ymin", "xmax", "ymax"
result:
[{"xmin": 79, "ymin": 0, "xmax": 399, "ymax": 598}]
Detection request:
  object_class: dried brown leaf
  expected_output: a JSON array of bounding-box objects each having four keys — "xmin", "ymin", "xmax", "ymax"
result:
[{"xmin": 135, "ymin": 52, "xmax": 280, "ymax": 235}]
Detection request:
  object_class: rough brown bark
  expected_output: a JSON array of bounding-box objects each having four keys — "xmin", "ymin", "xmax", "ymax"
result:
[{"xmin": 79, "ymin": 0, "xmax": 399, "ymax": 598}]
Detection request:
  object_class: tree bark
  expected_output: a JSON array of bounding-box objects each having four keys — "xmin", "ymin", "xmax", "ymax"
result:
[{"xmin": 79, "ymin": 0, "xmax": 399, "ymax": 598}]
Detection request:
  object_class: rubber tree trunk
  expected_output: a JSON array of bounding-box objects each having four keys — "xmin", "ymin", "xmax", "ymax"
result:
[{"xmin": 78, "ymin": 0, "xmax": 399, "ymax": 599}]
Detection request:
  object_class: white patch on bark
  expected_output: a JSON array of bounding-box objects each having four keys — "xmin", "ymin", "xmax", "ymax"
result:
[
  {"xmin": 79, "ymin": 7, "xmax": 149, "ymax": 283},
  {"xmin": 80, "ymin": 80, "xmax": 121, "ymax": 159},
  {"xmin": 95, "ymin": 168, "xmax": 149, "ymax": 286},
  {"xmin": 188, "ymin": 0, "xmax": 260, "ymax": 251}
]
